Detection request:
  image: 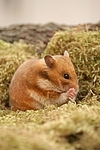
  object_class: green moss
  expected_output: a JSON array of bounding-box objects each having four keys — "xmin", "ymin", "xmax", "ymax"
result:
[
  {"xmin": 0, "ymin": 40, "xmax": 35, "ymax": 108},
  {"xmin": 44, "ymin": 30, "xmax": 100, "ymax": 102},
  {"xmin": 0, "ymin": 103, "xmax": 100, "ymax": 150}
]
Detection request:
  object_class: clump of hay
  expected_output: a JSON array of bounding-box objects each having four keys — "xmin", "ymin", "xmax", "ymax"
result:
[
  {"xmin": 44, "ymin": 29, "xmax": 100, "ymax": 102},
  {"xmin": 0, "ymin": 40, "xmax": 35, "ymax": 108}
]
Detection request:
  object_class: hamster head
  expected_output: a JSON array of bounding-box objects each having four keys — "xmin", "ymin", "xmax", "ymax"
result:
[{"xmin": 38, "ymin": 51, "xmax": 79, "ymax": 101}]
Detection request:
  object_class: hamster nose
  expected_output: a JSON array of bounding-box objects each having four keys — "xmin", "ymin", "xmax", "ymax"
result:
[{"xmin": 72, "ymin": 84, "xmax": 79, "ymax": 93}]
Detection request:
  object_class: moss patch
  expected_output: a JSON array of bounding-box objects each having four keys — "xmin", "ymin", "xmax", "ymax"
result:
[
  {"xmin": 0, "ymin": 40, "xmax": 35, "ymax": 108},
  {"xmin": 44, "ymin": 29, "xmax": 100, "ymax": 102},
  {"xmin": 0, "ymin": 103, "xmax": 100, "ymax": 150}
]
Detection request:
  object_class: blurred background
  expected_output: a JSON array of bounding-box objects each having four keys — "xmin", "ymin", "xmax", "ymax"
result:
[{"xmin": 0, "ymin": 0, "xmax": 100, "ymax": 27}]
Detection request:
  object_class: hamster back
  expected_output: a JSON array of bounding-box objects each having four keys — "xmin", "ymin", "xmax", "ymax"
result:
[{"xmin": 9, "ymin": 51, "xmax": 79, "ymax": 111}]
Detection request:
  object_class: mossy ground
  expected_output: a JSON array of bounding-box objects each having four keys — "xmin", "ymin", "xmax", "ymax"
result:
[
  {"xmin": 0, "ymin": 103, "xmax": 100, "ymax": 150},
  {"xmin": 0, "ymin": 29, "xmax": 100, "ymax": 150}
]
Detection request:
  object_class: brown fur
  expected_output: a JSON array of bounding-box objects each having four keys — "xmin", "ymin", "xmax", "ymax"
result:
[{"xmin": 9, "ymin": 52, "xmax": 79, "ymax": 111}]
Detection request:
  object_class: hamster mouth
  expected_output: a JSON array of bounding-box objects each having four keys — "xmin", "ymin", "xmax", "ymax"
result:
[{"xmin": 56, "ymin": 87, "xmax": 77, "ymax": 96}]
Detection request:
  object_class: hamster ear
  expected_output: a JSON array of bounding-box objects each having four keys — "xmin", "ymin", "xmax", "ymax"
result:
[
  {"xmin": 44, "ymin": 55, "xmax": 55, "ymax": 68},
  {"xmin": 64, "ymin": 50, "xmax": 69, "ymax": 57}
]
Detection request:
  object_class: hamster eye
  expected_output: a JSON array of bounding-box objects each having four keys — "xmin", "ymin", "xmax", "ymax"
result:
[{"xmin": 64, "ymin": 73, "xmax": 70, "ymax": 79}]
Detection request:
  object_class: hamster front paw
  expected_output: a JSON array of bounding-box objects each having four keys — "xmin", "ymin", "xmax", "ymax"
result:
[
  {"xmin": 66, "ymin": 88, "xmax": 77, "ymax": 103},
  {"xmin": 67, "ymin": 88, "xmax": 77, "ymax": 98}
]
